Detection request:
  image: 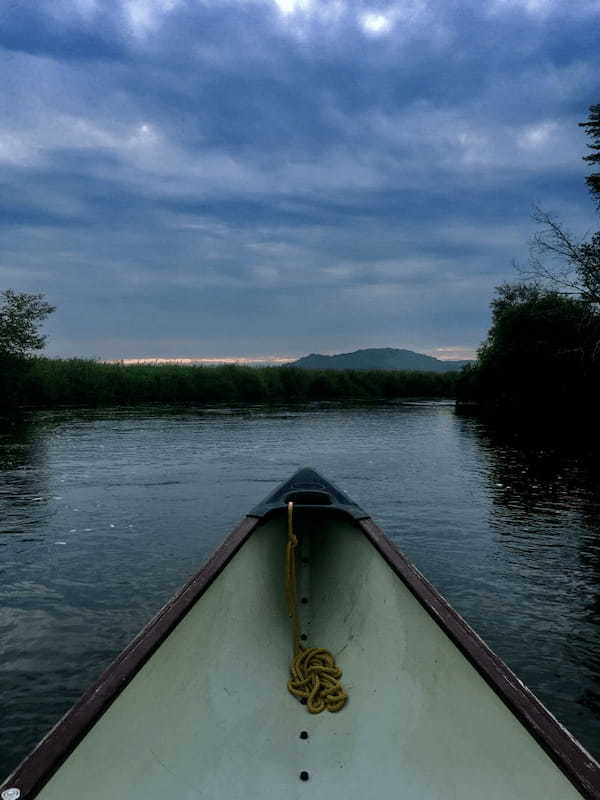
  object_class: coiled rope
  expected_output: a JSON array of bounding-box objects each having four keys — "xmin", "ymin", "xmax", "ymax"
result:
[{"xmin": 285, "ymin": 501, "xmax": 348, "ymax": 713}]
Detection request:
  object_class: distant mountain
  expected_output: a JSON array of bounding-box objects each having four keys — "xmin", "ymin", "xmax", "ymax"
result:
[{"xmin": 290, "ymin": 348, "xmax": 471, "ymax": 372}]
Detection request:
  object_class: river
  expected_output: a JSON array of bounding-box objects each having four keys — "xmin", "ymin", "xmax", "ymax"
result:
[{"xmin": 1, "ymin": 401, "xmax": 599, "ymax": 777}]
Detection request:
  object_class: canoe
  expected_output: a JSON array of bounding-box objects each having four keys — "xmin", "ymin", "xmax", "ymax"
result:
[{"xmin": 2, "ymin": 467, "xmax": 600, "ymax": 800}]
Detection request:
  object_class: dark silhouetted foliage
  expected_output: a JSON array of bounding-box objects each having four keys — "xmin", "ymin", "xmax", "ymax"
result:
[
  {"xmin": 461, "ymin": 107, "xmax": 600, "ymax": 427},
  {"xmin": 521, "ymin": 105, "xmax": 600, "ymax": 305},
  {"xmin": 0, "ymin": 290, "xmax": 55, "ymax": 358},
  {"xmin": 1, "ymin": 290, "xmax": 55, "ymax": 410},
  {"xmin": 580, "ymin": 103, "xmax": 600, "ymax": 204},
  {"xmin": 526, "ymin": 208, "xmax": 600, "ymax": 306},
  {"xmin": 456, "ymin": 283, "xmax": 600, "ymax": 421},
  {"xmin": 7, "ymin": 359, "xmax": 459, "ymax": 409}
]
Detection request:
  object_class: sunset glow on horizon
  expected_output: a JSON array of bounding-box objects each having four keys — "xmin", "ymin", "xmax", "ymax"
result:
[{"xmin": 102, "ymin": 346, "xmax": 477, "ymax": 366}]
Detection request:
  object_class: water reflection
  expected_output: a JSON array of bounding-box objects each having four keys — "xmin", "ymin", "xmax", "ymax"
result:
[
  {"xmin": 0, "ymin": 420, "xmax": 52, "ymax": 540},
  {"xmin": 465, "ymin": 418, "xmax": 600, "ymax": 753}
]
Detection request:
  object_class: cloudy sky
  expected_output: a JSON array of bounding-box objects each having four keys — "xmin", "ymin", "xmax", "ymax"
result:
[{"xmin": 1, "ymin": 0, "xmax": 599, "ymax": 361}]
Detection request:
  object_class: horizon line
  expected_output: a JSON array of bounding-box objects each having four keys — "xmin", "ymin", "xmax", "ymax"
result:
[{"xmin": 99, "ymin": 347, "xmax": 476, "ymax": 366}]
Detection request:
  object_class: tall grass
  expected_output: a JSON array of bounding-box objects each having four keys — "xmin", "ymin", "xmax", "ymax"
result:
[{"xmin": 5, "ymin": 357, "xmax": 459, "ymax": 408}]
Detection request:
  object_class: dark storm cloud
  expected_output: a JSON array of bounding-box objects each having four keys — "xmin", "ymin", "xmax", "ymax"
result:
[
  {"xmin": 0, "ymin": 2, "xmax": 128, "ymax": 60},
  {"xmin": 1, "ymin": 0, "xmax": 599, "ymax": 358}
]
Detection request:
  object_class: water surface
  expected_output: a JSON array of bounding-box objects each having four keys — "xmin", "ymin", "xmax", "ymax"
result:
[{"xmin": 1, "ymin": 402, "xmax": 599, "ymax": 777}]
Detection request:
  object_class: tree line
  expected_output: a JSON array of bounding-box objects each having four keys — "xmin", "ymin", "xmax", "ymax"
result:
[{"xmin": 457, "ymin": 104, "xmax": 600, "ymax": 424}]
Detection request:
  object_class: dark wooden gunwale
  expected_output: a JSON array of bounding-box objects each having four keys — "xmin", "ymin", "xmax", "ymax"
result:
[
  {"xmin": 358, "ymin": 517, "xmax": 600, "ymax": 800},
  {"xmin": 2, "ymin": 509, "xmax": 600, "ymax": 799}
]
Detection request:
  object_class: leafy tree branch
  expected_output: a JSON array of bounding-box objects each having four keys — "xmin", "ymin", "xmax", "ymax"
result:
[{"xmin": 0, "ymin": 290, "xmax": 55, "ymax": 359}]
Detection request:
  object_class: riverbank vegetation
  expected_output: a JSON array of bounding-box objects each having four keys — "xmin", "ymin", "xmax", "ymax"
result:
[
  {"xmin": 1, "ymin": 289, "xmax": 56, "ymax": 409},
  {"xmin": 457, "ymin": 104, "xmax": 600, "ymax": 425},
  {"xmin": 3, "ymin": 358, "xmax": 459, "ymax": 408},
  {"xmin": 456, "ymin": 283, "xmax": 600, "ymax": 420}
]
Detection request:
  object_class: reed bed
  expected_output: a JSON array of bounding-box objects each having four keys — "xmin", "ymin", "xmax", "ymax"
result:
[{"xmin": 6, "ymin": 358, "xmax": 459, "ymax": 408}]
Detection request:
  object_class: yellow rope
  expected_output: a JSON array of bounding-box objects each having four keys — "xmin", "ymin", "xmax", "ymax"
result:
[{"xmin": 285, "ymin": 501, "xmax": 348, "ymax": 713}]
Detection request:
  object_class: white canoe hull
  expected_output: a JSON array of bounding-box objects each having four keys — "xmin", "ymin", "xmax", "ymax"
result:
[{"xmin": 3, "ymin": 469, "xmax": 599, "ymax": 799}]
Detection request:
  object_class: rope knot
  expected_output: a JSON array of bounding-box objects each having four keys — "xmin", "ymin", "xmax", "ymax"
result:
[{"xmin": 288, "ymin": 647, "xmax": 348, "ymax": 713}]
